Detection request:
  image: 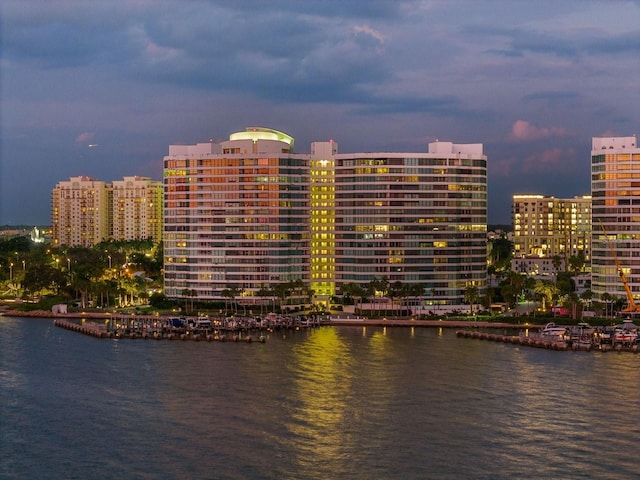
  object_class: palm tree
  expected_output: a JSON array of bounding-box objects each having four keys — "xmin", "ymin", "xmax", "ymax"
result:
[
  {"xmin": 256, "ymin": 286, "xmax": 272, "ymax": 315},
  {"xmin": 342, "ymin": 282, "xmax": 366, "ymax": 314},
  {"xmin": 568, "ymin": 251, "xmax": 586, "ymax": 278},
  {"xmin": 464, "ymin": 285, "xmax": 479, "ymax": 315},
  {"xmin": 369, "ymin": 276, "xmax": 389, "ymax": 317},
  {"xmin": 534, "ymin": 279, "xmax": 557, "ymax": 312},
  {"xmin": 389, "ymin": 281, "xmax": 404, "ymax": 315},
  {"xmin": 552, "ymin": 254, "xmax": 564, "ymax": 278},
  {"xmin": 407, "ymin": 283, "xmax": 424, "ymax": 315},
  {"xmin": 564, "ymin": 292, "xmax": 581, "ymax": 320},
  {"xmin": 273, "ymin": 283, "xmax": 291, "ymax": 313},
  {"xmin": 580, "ymin": 289, "xmax": 593, "ymax": 315}
]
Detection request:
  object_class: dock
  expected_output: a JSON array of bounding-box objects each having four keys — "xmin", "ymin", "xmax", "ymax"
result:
[
  {"xmin": 53, "ymin": 318, "xmax": 266, "ymax": 343},
  {"xmin": 456, "ymin": 329, "xmax": 640, "ymax": 353}
]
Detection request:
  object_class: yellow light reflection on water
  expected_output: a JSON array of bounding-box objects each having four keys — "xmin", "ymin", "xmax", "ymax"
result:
[{"xmin": 286, "ymin": 328, "xmax": 353, "ymax": 468}]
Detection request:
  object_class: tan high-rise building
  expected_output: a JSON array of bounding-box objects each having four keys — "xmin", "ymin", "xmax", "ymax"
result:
[
  {"xmin": 52, "ymin": 175, "xmax": 163, "ymax": 247},
  {"xmin": 51, "ymin": 176, "xmax": 110, "ymax": 247},
  {"xmin": 512, "ymin": 194, "xmax": 591, "ymax": 262},
  {"xmin": 111, "ymin": 176, "xmax": 163, "ymax": 243}
]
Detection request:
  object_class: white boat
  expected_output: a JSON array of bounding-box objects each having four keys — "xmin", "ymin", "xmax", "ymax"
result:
[
  {"xmin": 541, "ymin": 322, "xmax": 570, "ymax": 340},
  {"xmin": 613, "ymin": 321, "xmax": 639, "ymax": 345}
]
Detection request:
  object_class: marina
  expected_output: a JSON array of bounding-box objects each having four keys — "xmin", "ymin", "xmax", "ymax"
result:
[
  {"xmin": 457, "ymin": 320, "xmax": 640, "ymax": 353},
  {"xmin": 51, "ymin": 313, "xmax": 331, "ymax": 342}
]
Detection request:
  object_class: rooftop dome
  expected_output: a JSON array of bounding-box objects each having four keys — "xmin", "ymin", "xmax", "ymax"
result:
[{"xmin": 229, "ymin": 127, "xmax": 294, "ymax": 148}]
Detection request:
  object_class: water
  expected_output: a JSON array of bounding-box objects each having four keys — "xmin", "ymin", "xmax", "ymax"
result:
[{"xmin": 1, "ymin": 317, "xmax": 639, "ymax": 480}]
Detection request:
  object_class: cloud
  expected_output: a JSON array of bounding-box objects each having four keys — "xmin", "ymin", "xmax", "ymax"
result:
[
  {"xmin": 353, "ymin": 25, "xmax": 386, "ymax": 53},
  {"xmin": 75, "ymin": 132, "xmax": 95, "ymax": 145},
  {"xmin": 523, "ymin": 91, "xmax": 582, "ymax": 103},
  {"xmin": 492, "ymin": 146, "xmax": 578, "ymax": 177},
  {"xmin": 490, "ymin": 156, "xmax": 518, "ymax": 177},
  {"xmin": 1, "ymin": 0, "xmax": 638, "ymax": 225},
  {"xmin": 521, "ymin": 148, "xmax": 576, "ymax": 174},
  {"xmin": 508, "ymin": 120, "xmax": 570, "ymax": 142}
]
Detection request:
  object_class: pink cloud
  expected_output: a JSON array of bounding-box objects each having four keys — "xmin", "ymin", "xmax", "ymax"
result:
[
  {"xmin": 521, "ymin": 148, "xmax": 576, "ymax": 174},
  {"xmin": 491, "ymin": 156, "xmax": 518, "ymax": 177},
  {"xmin": 508, "ymin": 120, "xmax": 569, "ymax": 142},
  {"xmin": 599, "ymin": 129, "xmax": 618, "ymax": 137},
  {"xmin": 75, "ymin": 131, "xmax": 95, "ymax": 145},
  {"xmin": 493, "ymin": 148, "xmax": 577, "ymax": 176}
]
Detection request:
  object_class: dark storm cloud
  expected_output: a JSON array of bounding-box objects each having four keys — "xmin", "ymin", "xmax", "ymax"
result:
[{"xmin": 473, "ymin": 24, "xmax": 640, "ymax": 59}]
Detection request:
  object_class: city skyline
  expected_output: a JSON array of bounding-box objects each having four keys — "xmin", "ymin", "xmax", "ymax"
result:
[{"xmin": 2, "ymin": 0, "xmax": 639, "ymax": 226}]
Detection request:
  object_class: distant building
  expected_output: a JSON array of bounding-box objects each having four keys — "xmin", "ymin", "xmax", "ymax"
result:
[
  {"xmin": 52, "ymin": 176, "xmax": 110, "ymax": 247},
  {"xmin": 591, "ymin": 135, "xmax": 640, "ymax": 303},
  {"xmin": 511, "ymin": 255, "xmax": 563, "ymax": 277},
  {"xmin": 111, "ymin": 176, "xmax": 163, "ymax": 243},
  {"xmin": 512, "ymin": 194, "xmax": 591, "ymax": 264},
  {"xmin": 51, "ymin": 176, "xmax": 163, "ymax": 247}
]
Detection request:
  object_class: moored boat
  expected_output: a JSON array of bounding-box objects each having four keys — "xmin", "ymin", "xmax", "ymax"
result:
[{"xmin": 541, "ymin": 322, "xmax": 571, "ymax": 340}]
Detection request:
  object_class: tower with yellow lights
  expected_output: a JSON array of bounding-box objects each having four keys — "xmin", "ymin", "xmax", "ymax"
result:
[{"xmin": 310, "ymin": 141, "xmax": 338, "ymax": 305}]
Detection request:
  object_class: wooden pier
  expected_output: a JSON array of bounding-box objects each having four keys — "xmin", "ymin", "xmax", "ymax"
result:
[
  {"xmin": 456, "ymin": 329, "xmax": 640, "ymax": 353},
  {"xmin": 53, "ymin": 318, "xmax": 266, "ymax": 343}
]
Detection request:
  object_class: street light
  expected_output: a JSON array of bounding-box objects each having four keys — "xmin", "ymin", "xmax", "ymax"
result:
[
  {"xmin": 67, "ymin": 258, "xmax": 71, "ymax": 271},
  {"xmin": 9, "ymin": 263, "xmax": 13, "ymax": 281},
  {"xmin": 22, "ymin": 260, "xmax": 26, "ymax": 270},
  {"xmin": 108, "ymin": 255, "xmax": 112, "ymax": 269}
]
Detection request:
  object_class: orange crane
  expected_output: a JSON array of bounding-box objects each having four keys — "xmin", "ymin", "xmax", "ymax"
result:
[{"xmin": 599, "ymin": 220, "xmax": 640, "ymax": 313}]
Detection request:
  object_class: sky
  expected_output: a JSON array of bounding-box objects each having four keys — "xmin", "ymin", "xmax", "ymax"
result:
[{"xmin": 1, "ymin": 0, "xmax": 639, "ymax": 226}]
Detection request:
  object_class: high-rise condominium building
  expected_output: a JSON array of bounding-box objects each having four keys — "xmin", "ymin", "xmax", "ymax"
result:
[
  {"xmin": 334, "ymin": 141, "xmax": 487, "ymax": 306},
  {"xmin": 512, "ymin": 194, "xmax": 591, "ymax": 261},
  {"xmin": 163, "ymin": 128, "xmax": 488, "ymax": 307},
  {"xmin": 52, "ymin": 176, "xmax": 163, "ymax": 247},
  {"xmin": 591, "ymin": 135, "xmax": 640, "ymax": 304},
  {"xmin": 111, "ymin": 176, "xmax": 163, "ymax": 243},
  {"xmin": 163, "ymin": 128, "xmax": 311, "ymax": 301},
  {"xmin": 52, "ymin": 176, "xmax": 110, "ymax": 247}
]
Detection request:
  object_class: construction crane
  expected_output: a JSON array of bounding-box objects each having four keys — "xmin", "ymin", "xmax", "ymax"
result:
[{"xmin": 599, "ymin": 220, "xmax": 640, "ymax": 313}]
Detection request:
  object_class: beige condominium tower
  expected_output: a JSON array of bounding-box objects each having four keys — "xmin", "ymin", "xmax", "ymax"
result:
[{"xmin": 163, "ymin": 127, "xmax": 488, "ymax": 310}]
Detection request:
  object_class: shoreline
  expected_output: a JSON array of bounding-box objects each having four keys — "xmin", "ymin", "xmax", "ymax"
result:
[{"xmin": 0, "ymin": 308, "xmax": 542, "ymax": 329}]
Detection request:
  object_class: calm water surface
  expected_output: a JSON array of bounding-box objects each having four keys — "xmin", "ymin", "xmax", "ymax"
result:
[{"xmin": 1, "ymin": 316, "xmax": 639, "ymax": 479}]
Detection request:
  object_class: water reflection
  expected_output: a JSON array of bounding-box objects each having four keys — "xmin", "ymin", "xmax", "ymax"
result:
[
  {"xmin": 5, "ymin": 319, "xmax": 640, "ymax": 480},
  {"xmin": 285, "ymin": 328, "xmax": 353, "ymax": 475}
]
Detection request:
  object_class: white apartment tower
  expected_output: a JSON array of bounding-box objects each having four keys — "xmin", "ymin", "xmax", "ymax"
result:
[
  {"xmin": 163, "ymin": 130, "xmax": 488, "ymax": 307},
  {"xmin": 111, "ymin": 176, "xmax": 163, "ymax": 243},
  {"xmin": 51, "ymin": 176, "xmax": 110, "ymax": 247},
  {"xmin": 163, "ymin": 128, "xmax": 311, "ymax": 301},
  {"xmin": 334, "ymin": 141, "xmax": 487, "ymax": 306},
  {"xmin": 591, "ymin": 135, "xmax": 640, "ymax": 304}
]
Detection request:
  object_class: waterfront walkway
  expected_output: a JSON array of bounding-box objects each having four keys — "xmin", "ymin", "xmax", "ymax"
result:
[
  {"xmin": 329, "ymin": 316, "xmax": 537, "ymax": 329},
  {"xmin": 0, "ymin": 307, "xmax": 540, "ymax": 330}
]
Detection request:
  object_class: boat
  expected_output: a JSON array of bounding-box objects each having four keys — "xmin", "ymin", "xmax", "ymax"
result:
[
  {"xmin": 570, "ymin": 322, "xmax": 595, "ymax": 345},
  {"xmin": 541, "ymin": 322, "xmax": 571, "ymax": 340},
  {"xmin": 613, "ymin": 320, "xmax": 639, "ymax": 345}
]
